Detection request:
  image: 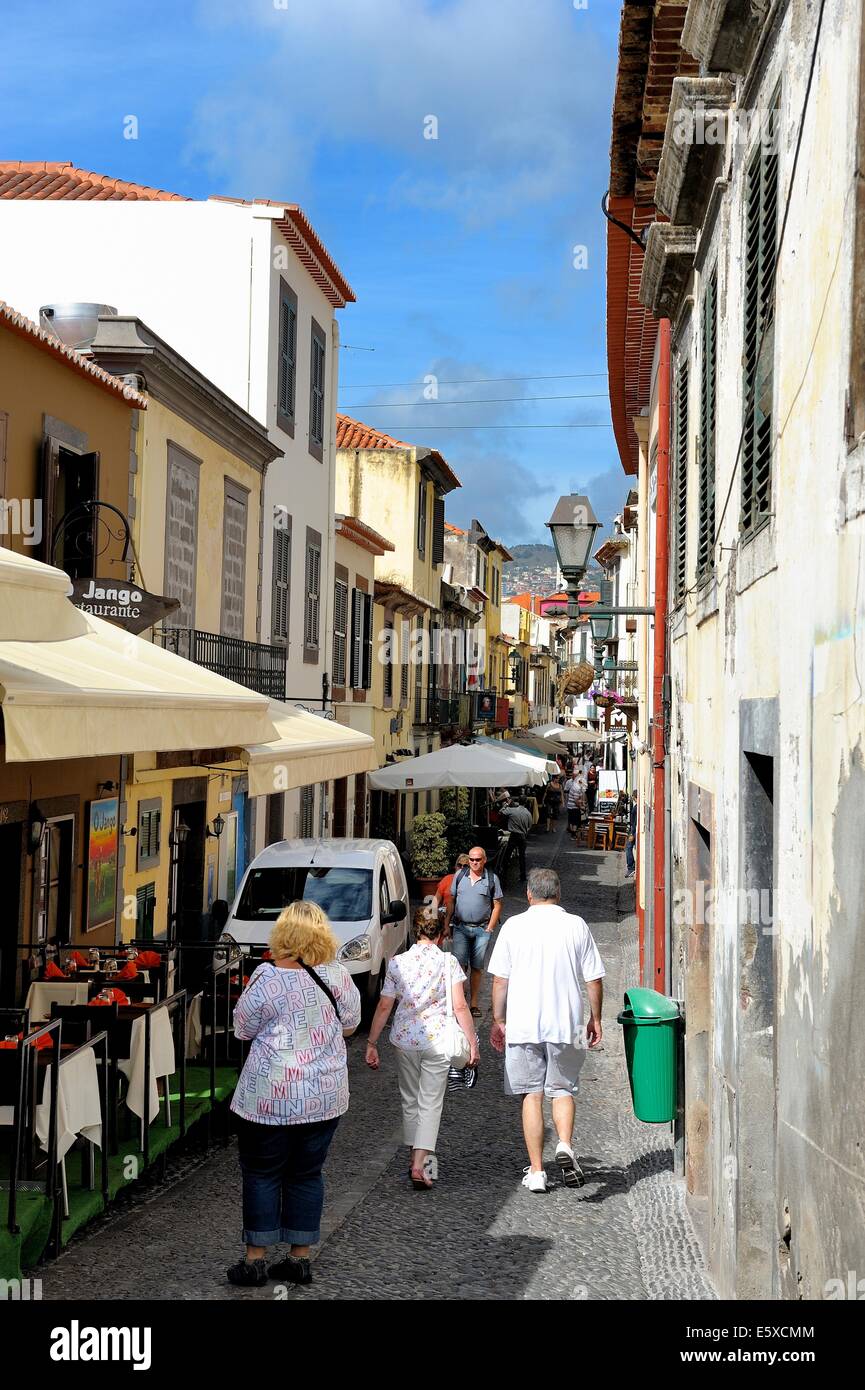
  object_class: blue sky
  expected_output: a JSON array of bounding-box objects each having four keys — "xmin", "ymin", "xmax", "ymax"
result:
[{"xmin": 2, "ymin": 0, "xmax": 627, "ymax": 546}]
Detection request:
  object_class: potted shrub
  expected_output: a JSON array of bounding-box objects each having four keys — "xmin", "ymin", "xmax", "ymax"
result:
[{"xmin": 409, "ymin": 812, "xmax": 450, "ymax": 899}]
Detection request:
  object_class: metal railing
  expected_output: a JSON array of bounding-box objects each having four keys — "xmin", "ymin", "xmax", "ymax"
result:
[
  {"xmin": 155, "ymin": 626, "xmax": 287, "ymax": 699},
  {"xmin": 1, "ymin": 1017, "xmax": 61, "ymax": 1236},
  {"xmin": 140, "ymin": 990, "xmax": 187, "ymax": 1171}
]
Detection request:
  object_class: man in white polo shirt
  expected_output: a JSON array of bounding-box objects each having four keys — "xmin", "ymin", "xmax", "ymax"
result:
[{"xmin": 487, "ymin": 866, "xmax": 604, "ymax": 1192}]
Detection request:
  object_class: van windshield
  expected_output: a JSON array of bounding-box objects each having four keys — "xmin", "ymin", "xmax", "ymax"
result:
[{"xmin": 234, "ymin": 866, "xmax": 373, "ymax": 923}]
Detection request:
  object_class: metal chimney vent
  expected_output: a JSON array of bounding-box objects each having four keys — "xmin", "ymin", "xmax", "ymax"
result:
[{"xmin": 39, "ymin": 303, "xmax": 118, "ymax": 351}]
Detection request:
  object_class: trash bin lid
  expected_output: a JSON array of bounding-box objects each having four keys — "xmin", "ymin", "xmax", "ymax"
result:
[{"xmin": 622, "ymin": 987, "xmax": 679, "ymax": 1020}]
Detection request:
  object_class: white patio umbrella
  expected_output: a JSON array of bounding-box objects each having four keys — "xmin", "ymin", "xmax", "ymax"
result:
[
  {"xmin": 367, "ymin": 740, "xmax": 549, "ymax": 791},
  {"xmin": 529, "ymin": 722, "xmax": 605, "ymax": 745}
]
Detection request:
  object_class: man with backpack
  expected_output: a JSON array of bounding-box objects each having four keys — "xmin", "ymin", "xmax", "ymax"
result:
[{"xmin": 443, "ymin": 847, "xmax": 504, "ymax": 1017}]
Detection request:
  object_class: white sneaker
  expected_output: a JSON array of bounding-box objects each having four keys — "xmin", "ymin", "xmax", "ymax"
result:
[
  {"xmin": 555, "ymin": 1141, "xmax": 585, "ymax": 1188},
  {"xmin": 521, "ymin": 1167, "xmax": 548, "ymax": 1193}
]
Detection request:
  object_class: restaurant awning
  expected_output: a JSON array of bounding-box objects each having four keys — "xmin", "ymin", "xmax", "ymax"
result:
[
  {"xmin": 243, "ymin": 703, "xmax": 377, "ymax": 797},
  {"xmin": 0, "ymin": 547, "xmax": 276, "ymax": 762},
  {"xmin": 472, "ymin": 735, "xmax": 559, "ymax": 776},
  {"xmin": 529, "ymin": 722, "xmax": 606, "ymax": 745}
]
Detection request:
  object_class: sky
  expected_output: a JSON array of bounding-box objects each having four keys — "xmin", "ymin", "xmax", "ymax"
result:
[{"xmin": 1, "ymin": 0, "xmax": 627, "ymax": 546}]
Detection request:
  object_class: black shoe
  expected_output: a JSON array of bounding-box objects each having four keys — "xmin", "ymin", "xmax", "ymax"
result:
[
  {"xmin": 268, "ymin": 1254, "xmax": 312, "ymax": 1284},
  {"xmin": 226, "ymin": 1257, "xmax": 269, "ymax": 1286}
]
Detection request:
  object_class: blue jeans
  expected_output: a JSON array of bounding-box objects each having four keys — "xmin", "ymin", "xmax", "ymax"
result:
[
  {"xmin": 236, "ymin": 1115, "xmax": 340, "ymax": 1246},
  {"xmin": 452, "ymin": 922, "xmax": 493, "ymax": 972},
  {"xmin": 625, "ymin": 837, "xmax": 635, "ymax": 873}
]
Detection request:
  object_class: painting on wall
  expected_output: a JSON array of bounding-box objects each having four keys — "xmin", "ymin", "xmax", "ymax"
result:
[{"xmin": 86, "ymin": 796, "xmax": 119, "ymax": 931}]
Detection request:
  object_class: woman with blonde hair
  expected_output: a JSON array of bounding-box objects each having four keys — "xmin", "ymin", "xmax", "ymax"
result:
[
  {"xmin": 365, "ymin": 905, "xmax": 478, "ymax": 1189},
  {"xmin": 227, "ymin": 899, "xmax": 361, "ymax": 1288}
]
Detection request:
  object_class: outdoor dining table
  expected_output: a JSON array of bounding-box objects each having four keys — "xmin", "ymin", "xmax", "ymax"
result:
[
  {"xmin": 117, "ymin": 1005, "xmax": 176, "ymax": 1128},
  {"xmin": 25, "ymin": 980, "xmax": 90, "ymax": 1022},
  {"xmin": 34, "ymin": 1045, "xmax": 102, "ymax": 1162}
]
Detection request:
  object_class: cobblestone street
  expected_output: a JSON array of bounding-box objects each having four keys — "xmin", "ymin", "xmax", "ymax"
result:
[{"xmin": 38, "ymin": 824, "xmax": 715, "ymax": 1302}]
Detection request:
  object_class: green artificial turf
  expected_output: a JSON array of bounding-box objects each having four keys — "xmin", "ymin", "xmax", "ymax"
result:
[{"xmin": 0, "ymin": 1065, "xmax": 238, "ymax": 1280}]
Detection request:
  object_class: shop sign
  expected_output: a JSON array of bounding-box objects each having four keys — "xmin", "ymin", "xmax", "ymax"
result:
[{"xmin": 70, "ymin": 577, "xmax": 180, "ymax": 634}]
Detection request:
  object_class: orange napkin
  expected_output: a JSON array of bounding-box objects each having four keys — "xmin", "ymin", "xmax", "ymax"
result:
[
  {"xmin": 113, "ymin": 962, "xmax": 138, "ymax": 981},
  {"xmin": 136, "ymin": 950, "xmax": 162, "ymax": 969},
  {"xmin": 89, "ymin": 988, "xmax": 129, "ymax": 1006},
  {"xmin": 44, "ymin": 961, "xmax": 68, "ymax": 980},
  {"xmin": 70, "ymin": 951, "xmax": 90, "ymax": 968}
]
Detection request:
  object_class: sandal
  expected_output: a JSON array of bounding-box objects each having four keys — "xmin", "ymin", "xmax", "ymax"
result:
[{"xmin": 410, "ymin": 1168, "xmax": 433, "ymax": 1190}]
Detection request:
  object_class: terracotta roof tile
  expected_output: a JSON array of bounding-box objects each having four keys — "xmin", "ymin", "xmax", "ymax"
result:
[
  {"xmin": 0, "ymin": 161, "xmax": 188, "ymax": 201},
  {"xmin": 336, "ymin": 414, "xmax": 413, "ymax": 452}
]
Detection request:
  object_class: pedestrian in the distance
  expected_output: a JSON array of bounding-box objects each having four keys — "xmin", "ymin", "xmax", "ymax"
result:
[
  {"xmin": 498, "ymin": 795, "xmax": 532, "ymax": 881},
  {"xmin": 443, "ymin": 846, "xmax": 504, "ymax": 1017},
  {"xmin": 365, "ymin": 907, "xmax": 478, "ymax": 1188},
  {"xmin": 543, "ymin": 775, "xmax": 563, "ymax": 833},
  {"xmin": 625, "ymin": 790, "xmax": 638, "ymax": 877},
  {"xmin": 434, "ymin": 853, "xmax": 470, "ymax": 917},
  {"xmin": 563, "ymin": 768, "xmax": 584, "ymax": 837},
  {"xmin": 227, "ymin": 900, "xmax": 361, "ymax": 1288},
  {"xmin": 488, "ymin": 867, "xmax": 604, "ymax": 1193},
  {"xmin": 586, "ymin": 762, "xmax": 599, "ymax": 816}
]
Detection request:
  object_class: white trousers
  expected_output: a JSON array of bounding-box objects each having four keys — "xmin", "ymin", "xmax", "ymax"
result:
[{"xmin": 394, "ymin": 1046, "xmax": 450, "ymax": 1152}]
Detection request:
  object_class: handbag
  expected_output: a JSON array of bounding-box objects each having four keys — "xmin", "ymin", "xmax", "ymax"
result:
[{"xmin": 435, "ymin": 953, "xmax": 471, "ymax": 1070}]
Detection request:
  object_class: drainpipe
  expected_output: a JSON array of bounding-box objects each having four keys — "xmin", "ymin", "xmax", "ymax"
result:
[{"xmin": 652, "ymin": 318, "xmax": 672, "ymax": 993}]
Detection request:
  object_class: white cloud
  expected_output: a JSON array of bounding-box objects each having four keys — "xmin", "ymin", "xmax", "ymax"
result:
[{"xmin": 186, "ymin": 0, "xmax": 613, "ymax": 222}]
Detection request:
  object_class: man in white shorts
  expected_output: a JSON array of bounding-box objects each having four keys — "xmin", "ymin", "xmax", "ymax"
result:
[{"xmin": 487, "ymin": 866, "xmax": 604, "ymax": 1192}]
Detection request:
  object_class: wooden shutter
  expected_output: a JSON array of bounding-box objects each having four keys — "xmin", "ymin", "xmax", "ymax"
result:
[
  {"xmin": 431, "ymin": 497, "xmax": 445, "ymax": 565},
  {"xmin": 400, "ymin": 619, "xmax": 409, "ymax": 703},
  {"xmin": 673, "ymin": 362, "xmax": 689, "ymax": 604},
  {"xmin": 278, "ymin": 286, "xmax": 298, "ymax": 426},
  {"xmin": 742, "ymin": 123, "xmax": 779, "ymax": 534},
  {"xmin": 697, "ymin": 268, "xmax": 718, "ymax": 579},
  {"xmin": 349, "ymin": 588, "xmax": 364, "ymax": 688},
  {"xmin": 383, "ymin": 621, "xmax": 394, "ymax": 699},
  {"xmin": 332, "ymin": 578, "xmax": 348, "ymax": 686},
  {"xmin": 304, "ymin": 536, "xmax": 321, "ymax": 652},
  {"xmin": 272, "ymin": 521, "xmax": 291, "ymax": 643},
  {"xmin": 362, "ymin": 592, "xmax": 374, "ymax": 689},
  {"xmin": 136, "ymin": 883, "xmax": 156, "ymax": 941},
  {"xmin": 309, "ymin": 321, "xmax": 326, "ymax": 453},
  {"xmin": 417, "ymin": 479, "xmax": 428, "ymax": 555}
]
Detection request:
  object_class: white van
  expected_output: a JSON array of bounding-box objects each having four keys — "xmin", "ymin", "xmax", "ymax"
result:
[{"xmin": 222, "ymin": 838, "xmax": 410, "ymax": 1004}]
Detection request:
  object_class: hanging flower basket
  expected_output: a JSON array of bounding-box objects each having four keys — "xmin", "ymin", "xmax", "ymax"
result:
[
  {"xmin": 559, "ymin": 660, "xmax": 594, "ymax": 697},
  {"xmin": 592, "ymin": 690, "xmax": 623, "ymax": 709}
]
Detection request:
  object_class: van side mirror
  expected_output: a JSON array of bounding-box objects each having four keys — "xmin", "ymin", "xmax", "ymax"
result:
[{"xmin": 382, "ymin": 899, "xmax": 407, "ymax": 924}]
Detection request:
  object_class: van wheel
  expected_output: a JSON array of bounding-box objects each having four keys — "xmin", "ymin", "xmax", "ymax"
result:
[{"xmin": 362, "ymin": 963, "xmax": 386, "ymax": 1023}]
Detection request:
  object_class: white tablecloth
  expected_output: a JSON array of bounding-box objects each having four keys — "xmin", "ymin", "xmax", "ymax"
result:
[
  {"xmin": 118, "ymin": 1009, "xmax": 176, "ymax": 1124},
  {"xmin": 35, "ymin": 1047, "xmax": 103, "ymax": 1160},
  {"xmin": 26, "ymin": 981, "xmax": 89, "ymax": 1022},
  {"xmin": 185, "ymin": 993, "xmax": 203, "ymax": 1059}
]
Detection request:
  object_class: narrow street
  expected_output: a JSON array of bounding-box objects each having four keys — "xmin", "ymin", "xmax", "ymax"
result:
[{"xmin": 39, "ymin": 827, "xmax": 714, "ymax": 1302}]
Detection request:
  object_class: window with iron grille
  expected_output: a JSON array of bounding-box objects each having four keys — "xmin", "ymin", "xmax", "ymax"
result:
[
  {"xmin": 698, "ymin": 268, "xmax": 718, "ymax": 581},
  {"xmin": 309, "ymin": 319, "xmax": 326, "ymax": 461},
  {"xmin": 332, "ymin": 576, "xmax": 348, "ymax": 686},
  {"xmin": 383, "ymin": 620, "xmax": 394, "ymax": 700},
  {"xmin": 277, "ymin": 279, "xmax": 297, "ymax": 435},
  {"xmin": 137, "ymin": 799, "xmax": 161, "ymax": 871},
  {"xmin": 350, "ymin": 588, "xmax": 365, "ymax": 688},
  {"xmin": 417, "ymin": 479, "xmax": 428, "ymax": 555},
  {"xmin": 272, "ymin": 514, "xmax": 291, "ymax": 644},
  {"xmin": 299, "ymin": 785, "xmax": 315, "ymax": 838},
  {"xmin": 303, "ymin": 528, "xmax": 321, "ymax": 660},
  {"xmin": 673, "ymin": 360, "xmax": 689, "ymax": 605},
  {"xmin": 136, "ymin": 882, "xmax": 157, "ymax": 941},
  {"xmin": 741, "ymin": 114, "xmax": 779, "ymax": 536}
]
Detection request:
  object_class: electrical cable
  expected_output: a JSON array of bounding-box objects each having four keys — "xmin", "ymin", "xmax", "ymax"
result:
[
  {"xmin": 340, "ymin": 372, "xmax": 607, "ymax": 389},
  {"xmin": 337, "ymin": 392, "xmax": 609, "ymax": 408},
  {"xmin": 711, "ymin": 0, "xmax": 828, "ymax": 553}
]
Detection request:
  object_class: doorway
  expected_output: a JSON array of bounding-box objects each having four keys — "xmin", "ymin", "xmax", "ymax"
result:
[
  {"xmin": 332, "ymin": 778, "xmax": 347, "ymax": 838},
  {"xmin": 168, "ymin": 800, "xmax": 206, "ymax": 942}
]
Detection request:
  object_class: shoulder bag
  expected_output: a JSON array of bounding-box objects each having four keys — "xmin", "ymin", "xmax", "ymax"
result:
[{"xmin": 434, "ymin": 953, "xmax": 471, "ymax": 1069}]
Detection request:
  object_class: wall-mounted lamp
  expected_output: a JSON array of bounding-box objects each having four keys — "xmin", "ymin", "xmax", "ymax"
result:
[
  {"xmin": 27, "ymin": 803, "xmax": 47, "ymax": 856},
  {"xmin": 206, "ymin": 814, "xmax": 225, "ymax": 840},
  {"xmin": 169, "ymin": 821, "xmax": 190, "ymax": 850},
  {"xmin": 97, "ymin": 781, "xmax": 119, "ymax": 795},
  {"xmin": 121, "ymin": 825, "xmax": 138, "ymax": 838}
]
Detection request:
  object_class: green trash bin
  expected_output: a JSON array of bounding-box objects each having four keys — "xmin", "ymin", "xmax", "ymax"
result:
[{"xmin": 617, "ymin": 987, "xmax": 680, "ymax": 1123}]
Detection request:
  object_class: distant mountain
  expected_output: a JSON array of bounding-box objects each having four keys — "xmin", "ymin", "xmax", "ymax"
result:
[{"xmin": 506, "ymin": 543, "xmax": 556, "ymax": 566}]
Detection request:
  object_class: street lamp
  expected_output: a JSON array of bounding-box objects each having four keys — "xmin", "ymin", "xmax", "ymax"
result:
[
  {"xmin": 507, "ymin": 649, "xmax": 522, "ymax": 694},
  {"xmin": 206, "ymin": 814, "xmax": 226, "ymax": 840},
  {"xmin": 546, "ymin": 495, "xmax": 601, "ymax": 583}
]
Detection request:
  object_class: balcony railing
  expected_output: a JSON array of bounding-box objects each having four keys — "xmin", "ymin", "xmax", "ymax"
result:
[
  {"xmin": 412, "ymin": 687, "xmax": 466, "ymax": 728},
  {"xmin": 156, "ymin": 627, "xmax": 287, "ymax": 699}
]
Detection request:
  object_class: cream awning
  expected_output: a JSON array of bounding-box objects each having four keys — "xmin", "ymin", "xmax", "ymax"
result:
[
  {"xmin": 0, "ymin": 548, "xmax": 276, "ymax": 762},
  {"xmin": 243, "ymin": 702, "xmax": 377, "ymax": 797}
]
